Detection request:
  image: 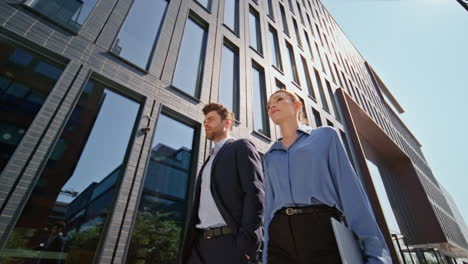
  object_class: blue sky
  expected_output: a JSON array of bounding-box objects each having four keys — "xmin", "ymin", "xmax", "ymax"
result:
[{"xmin": 320, "ymin": 0, "xmax": 468, "ymax": 226}]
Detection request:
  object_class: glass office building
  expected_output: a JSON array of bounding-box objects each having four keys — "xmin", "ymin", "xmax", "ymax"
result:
[{"xmin": 0, "ymin": 0, "xmax": 467, "ymax": 263}]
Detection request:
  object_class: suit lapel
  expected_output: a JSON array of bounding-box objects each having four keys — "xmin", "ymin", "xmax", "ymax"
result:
[{"xmin": 211, "ymin": 138, "xmax": 235, "ymax": 173}]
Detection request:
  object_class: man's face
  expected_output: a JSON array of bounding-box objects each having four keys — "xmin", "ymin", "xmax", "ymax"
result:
[{"xmin": 204, "ymin": 111, "xmax": 228, "ymax": 141}]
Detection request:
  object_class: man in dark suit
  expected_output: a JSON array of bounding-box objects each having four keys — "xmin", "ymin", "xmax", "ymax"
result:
[{"xmin": 182, "ymin": 103, "xmax": 264, "ymax": 264}]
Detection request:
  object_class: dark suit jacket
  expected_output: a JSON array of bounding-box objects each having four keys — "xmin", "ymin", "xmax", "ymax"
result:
[{"xmin": 181, "ymin": 138, "xmax": 264, "ymax": 263}]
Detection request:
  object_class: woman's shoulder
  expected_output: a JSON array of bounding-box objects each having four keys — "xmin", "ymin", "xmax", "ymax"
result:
[{"xmin": 310, "ymin": 126, "xmax": 339, "ymax": 139}]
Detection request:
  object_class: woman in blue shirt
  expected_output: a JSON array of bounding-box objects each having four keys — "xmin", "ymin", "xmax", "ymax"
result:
[{"xmin": 262, "ymin": 89, "xmax": 390, "ymax": 264}]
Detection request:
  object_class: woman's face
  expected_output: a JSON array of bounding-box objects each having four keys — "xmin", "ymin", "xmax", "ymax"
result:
[{"xmin": 267, "ymin": 92, "xmax": 300, "ymax": 125}]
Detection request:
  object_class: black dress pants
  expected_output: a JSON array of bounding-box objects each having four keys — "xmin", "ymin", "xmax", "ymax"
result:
[
  {"xmin": 267, "ymin": 206, "xmax": 343, "ymax": 264},
  {"xmin": 186, "ymin": 232, "xmax": 249, "ymax": 264}
]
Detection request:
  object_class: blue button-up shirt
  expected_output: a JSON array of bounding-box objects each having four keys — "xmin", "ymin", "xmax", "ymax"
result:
[{"xmin": 262, "ymin": 126, "xmax": 390, "ymax": 264}]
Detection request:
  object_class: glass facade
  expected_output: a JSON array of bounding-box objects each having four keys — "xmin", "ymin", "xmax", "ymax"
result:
[
  {"xmin": 279, "ymin": 4, "xmax": 290, "ymax": 36},
  {"xmin": 300, "ymin": 56, "xmax": 315, "ymax": 99},
  {"xmin": 0, "ymin": 79, "xmax": 141, "ymax": 263},
  {"xmin": 285, "ymin": 42, "xmax": 300, "ymax": 85},
  {"xmin": 172, "ymin": 15, "xmax": 208, "ymax": 98},
  {"xmin": 111, "ymin": 0, "xmax": 169, "ymax": 69},
  {"xmin": 0, "ymin": 38, "xmax": 64, "ymax": 174},
  {"xmin": 25, "ymin": 0, "xmax": 97, "ymax": 31},
  {"xmin": 218, "ymin": 42, "xmax": 239, "ymax": 118},
  {"xmin": 249, "ymin": 8, "xmax": 263, "ymax": 54},
  {"xmin": 314, "ymin": 68, "xmax": 330, "ymax": 112},
  {"xmin": 224, "ymin": 0, "xmax": 239, "ymax": 33},
  {"xmin": 126, "ymin": 113, "xmax": 197, "ymax": 264},
  {"xmin": 196, "ymin": 0, "xmax": 211, "ymax": 11},
  {"xmin": 268, "ymin": 26, "xmax": 283, "ymax": 70},
  {"xmin": 251, "ymin": 62, "xmax": 269, "ymax": 137}
]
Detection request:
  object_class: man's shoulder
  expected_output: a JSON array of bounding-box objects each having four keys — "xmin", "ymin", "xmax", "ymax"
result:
[{"xmin": 231, "ymin": 138, "xmax": 256, "ymax": 149}]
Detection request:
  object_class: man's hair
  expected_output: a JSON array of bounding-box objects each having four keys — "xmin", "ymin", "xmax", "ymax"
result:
[{"xmin": 202, "ymin": 103, "xmax": 235, "ymax": 121}]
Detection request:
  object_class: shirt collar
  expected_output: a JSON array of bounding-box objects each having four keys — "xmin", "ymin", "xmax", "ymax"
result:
[
  {"xmin": 266, "ymin": 125, "xmax": 313, "ymax": 153},
  {"xmin": 212, "ymin": 137, "xmax": 232, "ymax": 156}
]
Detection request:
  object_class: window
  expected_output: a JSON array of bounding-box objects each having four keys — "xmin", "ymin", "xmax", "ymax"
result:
[
  {"xmin": 196, "ymin": 0, "xmax": 211, "ymax": 10},
  {"xmin": 326, "ymin": 80, "xmax": 342, "ymax": 122},
  {"xmin": 313, "ymin": 68, "xmax": 330, "ymax": 112},
  {"xmin": 0, "ymin": 37, "xmax": 64, "ymax": 174},
  {"xmin": 288, "ymin": 0, "xmax": 295, "ymax": 13},
  {"xmin": 224, "ymin": 0, "xmax": 239, "ymax": 33},
  {"xmin": 314, "ymin": 42, "xmax": 326, "ymax": 72},
  {"xmin": 269, "ymin": 26, "xmax": 283, "ymax": 70},
  {"xmin": 275, "ymin": 79, "xmax": 286, "ymax": 91},
  {"xmin": 125, "ymin": 112, "xmax": 198, "ymax": 264},
  {"xmin": 325, "ymin": 54, "xmax": 336, "ymax": 83},
  {"xmin": 251, "ymin": 62, "xmax": 270, "ymax": 137},
  {"xmin": 312, "ymin": 107, "xmax": 322, "ymax": 127},
  {"xmin": 285, "ymin": 42, "xmax": 300, "ymax": 85},
  {"xmin": 297, "ymin": 94, "xmax": 309, "ymax": 125},
  {"xmin": 292, "ymin": 18, "xmax": 303, "ymax": 48},
  {"xmin": 296, "ymin": 1, "xmax": 305, "ymax": 24},
  {"xmin": 219, "ymin": 41, "xmax": 240, "ymax": 119},
  {"xmin": 326, "ymin": 119, "xmax": 334, "ymax": 127},
  {"xmin": 266, "ymin": 0, "xmax": 275, "ymax": 18},
  {"xmin": 111, "ymin": 0, "xmax": 169, "ymax": 69},
  {"xmin": 24, "ymin": 0, "xmax": 98, "ymax": 31},
  {"xmin": 303, "ymin": 30, "xmax": 314, "ymax": 60},
  {"xmin": 300, "ymin": 56, "xmax": 315, "ymax": 99},
  {"xmin": 279, "ymin": 4, "xmax": 290, "ymax": 36},
  {"xmin": 0, "ymin": 78, "xmax": 142, "ymax": 264},
  {"xmin": 249, "ymin": 7, "xmax": 263, "ymax": 54},
  {"xmin": 172, "ymin": 14, "xmax": 208, "ymax": 99}
]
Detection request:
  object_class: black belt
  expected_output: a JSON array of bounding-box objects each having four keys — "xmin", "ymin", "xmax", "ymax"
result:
[
  {"xmin": 198, "ymin": 226, "xmax": 233, "ymax": 239},
  {"xmin": 278, "ymin": 205, "xmax": 340, "ymax": 216}
]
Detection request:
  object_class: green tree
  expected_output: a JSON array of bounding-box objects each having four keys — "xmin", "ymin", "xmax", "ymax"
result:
[{"xmin": 127, "ymin": 210, "xmax": 182, "ymax": 264}]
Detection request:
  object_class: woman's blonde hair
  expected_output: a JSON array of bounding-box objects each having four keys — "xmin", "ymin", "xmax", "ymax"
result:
[{"xmin": 269, "ymin": 89, "xmax": 306, "ymax": 124}]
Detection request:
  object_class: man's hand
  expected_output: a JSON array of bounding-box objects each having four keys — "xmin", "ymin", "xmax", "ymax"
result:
[{"xmin": 245, "ymin": 254, "xmax": 250, "ymax": 260}]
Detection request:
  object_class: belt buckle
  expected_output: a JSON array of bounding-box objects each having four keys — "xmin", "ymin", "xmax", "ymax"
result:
[
  {"xmin": 204, "ymin": 229, "xmax": 212, "ymax": 239},
  {"xmin": 286, "ymin": 208, "xmax": 294, "ymax": 215}
]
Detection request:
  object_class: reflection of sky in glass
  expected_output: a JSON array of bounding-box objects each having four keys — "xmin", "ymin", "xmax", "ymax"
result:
[
  {"xmin": 219, "ymin": 45, "xmax": 236, "ymax": 113},
  {"xmin": 72, "ymin": 0, "xmax": 98, "ymax": 25},
  {"xmin": 28, "ymin": 0, "xmax": 97, "ymax": 29},
  {"xmin": 252, "ymin": 66, "xmax": 265, "ymax": 133},
  {"xmin": 269, "ymin": 29, "xmax": 280, "ymax": 68},
  {"xmin": 59, "ymin": 89, "xmax": 139, "ymax": 203},
  {"xmin": 366, "ymin": 159, "xmax": 401, "ymax": 234},
  {"xmin": 249, "ymin": 11, "xmax": 259, "ymax": 50},
  {"xmin": 224, "ymin": 0, "xmax": 237, "ymax": 32},
  {"xmin": 152, "ymin": 114, "xmax": 193, "ymax": 151},
  {"xmin": 173, "ymin": 18, "xmax": 207, "ymax": 97},
  {"xmin": 196, "ymin": 0, "xmax": 211, "ymax": 10},
  {"xmin": 112, "ymin": 0, "xmax": 168, "ymax": 69}
]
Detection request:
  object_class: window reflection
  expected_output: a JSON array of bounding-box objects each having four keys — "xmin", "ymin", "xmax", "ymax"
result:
[
  {"xmin": 126, "ymin": 113, "xmax": 197, "ymax": 264},
  {"xmin": 268, "ymin": 26, "xmax": 282, "ymax": 70},
  {"xmin": 218, "ymin": 42, "xmax": 239, "ymax": 119},
  {"xmin": 0, "ymin": 38, "xmax": 64, "ymax": 174},
  {"xmin": 249, "ymin": 8, "xmax": 263, "ymax": 54},
  {"xmin": 25, "ymin": 0, "xmax": 98, "ymax": 31},
  {"xmin": 224, "ymin": 0, "xmax": 239, "ymax": 33},
  {"xmin": 0, "ymin": 79, "xmax": 141, "ymax": 264},
  {"xmin": 251, "ymin": 62, "xmax": 269, "ymax": 137},
  {"xmin": 195, "ymin": 0, "xmax": 211, "ymax": 11},
  {"xmin": 111, "ymin": 0, "xmax": 169, "ymax": 69},
  {"xmin": 172, "ymin": 15, "xmax": 208, "ymax": 98}
]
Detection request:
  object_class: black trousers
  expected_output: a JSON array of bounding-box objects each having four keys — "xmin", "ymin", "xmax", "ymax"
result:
[
  {"xmin": 267, "ymin": 206, "xmax": 343, "ymax": 264},
  {"xmin": 186, "ymin": 231, "xmax": 249, "ymax": 264}
]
